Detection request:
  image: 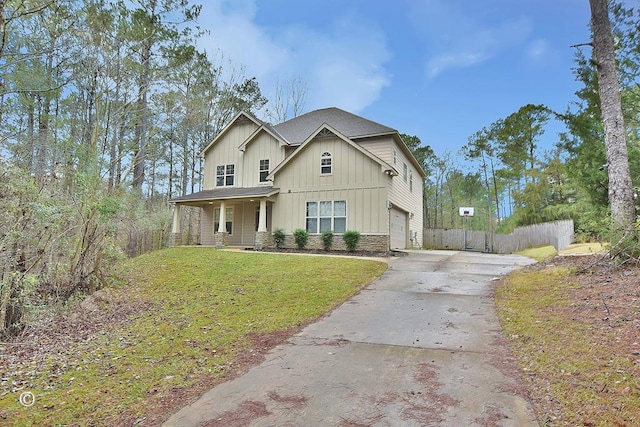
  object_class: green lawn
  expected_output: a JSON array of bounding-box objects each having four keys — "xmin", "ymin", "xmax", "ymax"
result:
[
  {"xmin": 0, "ymin": 248, "xmax": 387, "ymax": 426},
  {"xmin": 515, "ymin": 245, "xmax": 558, "ymax": 262},
  {"xmin": 516, "ymin": 243, "xmax": 608, "ymax": 262}
]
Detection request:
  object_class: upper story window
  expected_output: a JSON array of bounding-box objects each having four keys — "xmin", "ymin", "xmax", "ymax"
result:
[
  {"xmin": 393, "ymin": 149, "xmax": 397, "ymax": 166},
  {"xmin": 321, "ymin": 152, "xmax": 332, "ymax": 174},
  {"xmin": 259, "ymin": 159, "xmax": 270, "ymax": 182},
  {"xmin": 216, "ymin": 164, "xmax": 235, "ymax": 186},
  {"xmin": 409, "ymin": 170, "xmax": 413, "ymax": 192},
  {"xmin": 403, "ymin": 162, "xmax": 408, "ymax": 182}
]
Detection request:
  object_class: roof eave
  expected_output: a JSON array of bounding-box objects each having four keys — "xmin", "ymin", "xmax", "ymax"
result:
[
  {"xmin": 239, "ymin": 125, "xmax": 289, "ymax": 152},
  {"xmin": 171, "ymin": 188, "xmax": 280, "ymax": 204},
  {"xmin": 201, "ymin": 111, "xmax": 263, "ymax": 157}
]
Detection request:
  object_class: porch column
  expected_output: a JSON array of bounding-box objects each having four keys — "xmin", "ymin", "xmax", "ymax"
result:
[
  {"xmin": 217, "ymin": 201, "xmax": 226, "ymax": 233},
  {"xmin": 255, "ymin": 199, "xmax": 269, "ymax": 249},
  {"xmin": 258, "ymin": 199, "xmax": 267, "ymax": 232},
  {"xmin": 172, "ymin": 204, "xmax": 181, "ymax": 233},
  {"xmin": 215, "ymin": 201, "xmax": 228, "ymax": 248},
  {"xmin": 170, "ymin": 204, "xmax": 182, "ymax": 246}
]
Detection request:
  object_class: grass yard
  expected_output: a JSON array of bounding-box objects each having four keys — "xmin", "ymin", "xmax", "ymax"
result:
[
  {"xmin": 496, "ymin": 255, "xmax": 640, "ymax": 426},
  {"xmin": 516, "ymin": 245, "xmax": 558, "ymax": 262},
  {"xmin": 0, "ymin": 248, "xmax": 387, "ymax": 426},
  {"xmin": 516, "ymin": 243, "xmax": 609, "ymax": 262}
]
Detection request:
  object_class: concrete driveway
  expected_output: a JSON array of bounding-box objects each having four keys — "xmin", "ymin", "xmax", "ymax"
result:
[{"xmin": 163, "ymin": 250, "xmax": 539, "ymax": 427}]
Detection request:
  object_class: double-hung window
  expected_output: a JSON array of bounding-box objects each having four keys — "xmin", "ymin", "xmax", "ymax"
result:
[
  {"xmin": 321, "ymin": 152, "xmax": 332, "ymax": 174},
  {"xmin": 306, "ymin": 201, "xmax": 346, "ymax": 233},
  {"xmin": 259, "ymin": 159, "xmax": 269, "ymax": 183},
  {"xmin": 216, "ymin": 164, "xmax": 235, "ymax": 186},
  {"xmin": 214, "ymin": 207, "xmax": 233, "ymax": 234},
  {"xmin": 409, "ymin": 170, "xmax": 413, "ymax": 192}
]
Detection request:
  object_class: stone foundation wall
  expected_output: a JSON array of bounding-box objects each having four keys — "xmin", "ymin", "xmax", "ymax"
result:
[
  {"xmin": 269, "ymin": 234, "xmax": 390, "ymax": 252},
  {"xmin": 254, "ymin": 231, "xmax": 272, "ymax": 250},
  {"xmin": 214, "ymin": 232, "xmax": 228, "ymax": 248},
  {"xmin": 169, "ymin": 232, "xmax": 182, "ymax": 247}
]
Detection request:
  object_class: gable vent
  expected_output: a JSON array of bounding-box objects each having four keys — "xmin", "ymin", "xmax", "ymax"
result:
[
  {"xmin": 234, "ymin": 114, "xmax": 252, "ymax": 125},
  {"xmin": 316, "ymin": 128, "xmax": 336, "ymax": 138}
]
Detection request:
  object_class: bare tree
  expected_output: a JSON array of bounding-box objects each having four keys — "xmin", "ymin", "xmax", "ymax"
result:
[
  {"xmin": 265, "ymin": 75, "xmax": 309, "ymax": 123},
  {"xmin": 589, "ymin": 0, "xmax": 636, "ymax": 229}
]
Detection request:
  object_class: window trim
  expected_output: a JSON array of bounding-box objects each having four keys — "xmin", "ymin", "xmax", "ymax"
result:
[
  {"xmin": 403, "ymin": 162, "xmax": 408, "ymax": 182},
  {"xmin": 409, "ymin": 170, "xmax": 413, "ymax": 192},
  {"xmin": 320, "ymin": 152, "xmax": 332, "ymax": 175},
  {"xmin": 259, "ymin": 159, "xmax": 270, "ymax": 183},
  {"xmin": 216, "ymin": 163, "xmax": 235, "ymax": 187},
  {"xmin": 305, "ymin": 200, "xmax": 346, "ymax": 234},
  {"xmin": 214, "ymin": 207, "xmax": 234, "ymax": 234}
]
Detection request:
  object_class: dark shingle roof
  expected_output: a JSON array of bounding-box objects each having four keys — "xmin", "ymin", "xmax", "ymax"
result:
[
  {"xmin": 171, "ymin": 187, "xmax": 279, "ymax": 203},
  {"xmin": 273, "ymin": 107, "xmax": 396, "ymax": 145}
]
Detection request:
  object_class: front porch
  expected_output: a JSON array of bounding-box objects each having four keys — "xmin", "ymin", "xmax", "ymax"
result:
[{"xmin": 170, "ymin": 187, "xmax": 279, "ymax": 249}]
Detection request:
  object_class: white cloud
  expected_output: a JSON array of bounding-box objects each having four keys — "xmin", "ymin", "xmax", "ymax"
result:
[
  {"xmin": 197, "ymin": 1, "xmax": 289, "ymax": 79},
  {"xmin": 525, "ymin": 38, "xmax": 551, "ymax": 62},
  {"xmin": 196, "ymin": 1, "xmax": 391, "ymax": 115},
  {"xmin": 425, "ymin": 17, "xmax": 533, "ymax": 78},
  {"xmin": 411, "ymin": 0, "xmax": 533, "ymax": 78},
  {"xmin": 426, "ymin": 52, "xmax": 488, "ymax": 78}
]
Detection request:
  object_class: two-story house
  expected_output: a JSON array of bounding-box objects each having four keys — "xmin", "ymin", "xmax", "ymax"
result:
[{"xmin": 169, "ymin": 107, "xmax": 425, "ymax": 251}]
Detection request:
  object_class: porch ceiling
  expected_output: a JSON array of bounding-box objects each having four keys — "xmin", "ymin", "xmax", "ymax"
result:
[{"xmin": 170, "ymin": 187, "xmax": 280, "ymax": 205}]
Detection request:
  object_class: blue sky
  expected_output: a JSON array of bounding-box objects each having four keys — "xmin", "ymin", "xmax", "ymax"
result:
[{"xmin": 197, "ymin": 0, "xmax": 592, "ymax": 157}]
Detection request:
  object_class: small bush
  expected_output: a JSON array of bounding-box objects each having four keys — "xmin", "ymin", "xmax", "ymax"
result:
[
  {"xmin": 343, "ymin": 230, "xmax": 361, "ymax": 252},
  {"xmin": 293, "ymin": 228, "xmax": 309, "ymax": 250},
  {"xmin": 321, "ymin": 231, "xmax": 334, "ymax": 251},
  {"xmin": 273, "ymin": 228, "xmax": 286, "ymax": 249}
]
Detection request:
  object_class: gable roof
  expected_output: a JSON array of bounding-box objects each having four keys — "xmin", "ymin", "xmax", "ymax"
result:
[
  {"xmin": 267, "ymin": 123, "xmax": 397, "ymax": 180},
  {"xmin": 238, "ymin": 122, "xmax": 288, "ymax": 152},
  {"xmin": 198, "ymin": 107, "xmax": 426, "ymax": 177},
  {"xmin": 201, "ymin": 111, "xmax": 264, "ymax": 156},
  {"xmin": 273, "ymin": 107, "xmax": 396, "ymax": 145}
]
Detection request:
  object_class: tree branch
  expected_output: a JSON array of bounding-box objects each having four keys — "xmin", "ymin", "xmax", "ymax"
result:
[{"xmin": 570, "ymin": 42, "xmax": 593, "ymax": 48}]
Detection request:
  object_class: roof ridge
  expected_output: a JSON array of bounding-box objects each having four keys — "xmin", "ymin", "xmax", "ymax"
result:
[{"xmin": 272, "ymin": 107, "xmax": 396, "ymax": 145}]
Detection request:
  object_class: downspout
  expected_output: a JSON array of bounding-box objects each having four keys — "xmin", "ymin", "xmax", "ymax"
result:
[{"xmin": 387, "ymin": 200, "xmax": 392, "ymax": 251}]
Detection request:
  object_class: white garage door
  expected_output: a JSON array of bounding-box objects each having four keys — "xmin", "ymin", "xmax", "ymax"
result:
[{"xmin": 390, "ymin": 207, "xmax": 407, "ymax": 250}]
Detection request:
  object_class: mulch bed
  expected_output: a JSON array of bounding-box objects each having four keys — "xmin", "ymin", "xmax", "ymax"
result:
[{"xmin": 259, "ymin": 247, "xmax": 402, "ymax": 258}]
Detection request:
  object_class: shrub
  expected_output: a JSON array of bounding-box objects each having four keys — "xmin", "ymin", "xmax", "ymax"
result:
[
  {"xmin": 321, "ymin": 231, "xmax": 334, "ymax": 251},
  {"xmin": 273, "ymin": 228, "xmax": 286, "ymax": 249},
  {"xmin": 343, "ymin": 230, "xmax": 361, "ymax": 252},
  {"xmin": 293, "ymin": 228, "xmax": 309, "ymax": 250}
]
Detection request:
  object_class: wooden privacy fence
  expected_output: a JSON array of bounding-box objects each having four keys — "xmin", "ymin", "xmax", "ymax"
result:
[{"xmin": 423, "ymin": 220, "xmax": 574, "ymax": 254}]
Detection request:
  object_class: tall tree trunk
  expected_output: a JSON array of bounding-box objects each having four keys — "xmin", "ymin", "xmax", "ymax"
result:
[
  {"xmin": 26, "ymin": 94, "xmax": 35, "ymax": 171},
  {"xmin": 489, "ymin": 157, "xmax": 501, "ymax": 223},
  {"xmin": 168, "ymin": 123, "xmax": 174, "ymax": 197},
  {"xmin": 589, "ymin": 0, "xmax": 636, "ymax": 228},
  {"xmin": 116, "ymin": 95, "xmax": 127, "ymax": 188},
  {"xmin": 132, "ymin": 43, "xmax": 151, "ymax": 191}
]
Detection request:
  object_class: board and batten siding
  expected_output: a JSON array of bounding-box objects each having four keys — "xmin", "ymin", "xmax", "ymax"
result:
[
  {"xmin": 201, "ymin": 201, "xmax": 262, "ymax": 246},
  {"xmin": 386, "ymin": 139, "xmax": 423, "ymax": 247},
  {"xmin": 202, "ymin": 121, "xmax": 259, "ymax": 190},
  {"xmin": 240, "ymin": 131, "xmax": 285, "ymax": 187},
  {"xmin": 235, "ymin": 201, "xmax": 259, "ymax": 246},
  {"xmin": 273, "ymin": 188, "xmax": 387, "ymax": 234},
  {"xmin": 201, "ymin": 205, "xmax": 215, "ymax": 245},
  {"xmin": 271, "ymin": 135, "xmax": 388, "ymax": 235}
]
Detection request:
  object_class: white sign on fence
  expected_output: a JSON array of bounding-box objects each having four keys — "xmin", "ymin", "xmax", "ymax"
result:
[{"xmin": 459, "ymin": 207, "xmax": 474, "ymax": 217}]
